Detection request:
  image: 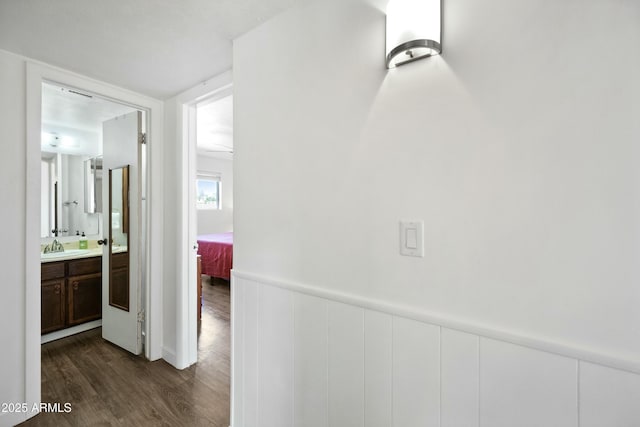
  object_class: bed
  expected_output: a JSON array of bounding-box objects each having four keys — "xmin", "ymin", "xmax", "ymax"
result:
[{"xmin": 197, "ymin": 232, "xmax": 233, "ymax": 280}]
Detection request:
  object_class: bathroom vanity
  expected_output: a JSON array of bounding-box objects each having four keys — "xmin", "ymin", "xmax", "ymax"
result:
[{"xmin": 41, "ymin": 252, "xmax": 102, "ymax": 334}]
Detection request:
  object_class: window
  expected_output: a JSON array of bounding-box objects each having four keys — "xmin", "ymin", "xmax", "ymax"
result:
[{"xmin": 196, "ymin": 172, "xmax": 221, "ymax": 209}]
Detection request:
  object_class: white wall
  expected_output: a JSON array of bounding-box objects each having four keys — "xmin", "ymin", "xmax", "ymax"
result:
[
  {"xmin": 234, "ymin": 0, "xmax": 640, "ymax": 367},
  {"xmin": 0, "ymin": 49, "xmax": 28, "ymax": 427},
  {"xmin": 162, "ymin": 96, "xmax": 179, "ymax": 365},
  {"xmin": 197, "ymin": 155, "xmax": 233, "ymax": 235},
  {"xmin": 232, "ymin": 0, "xmax": 640, "ymax": 424}
]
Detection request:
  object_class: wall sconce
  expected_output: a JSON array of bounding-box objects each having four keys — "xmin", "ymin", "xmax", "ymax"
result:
[{"xmin": 386, "ymin": 0, "xmax": 441, "ymax": 68}]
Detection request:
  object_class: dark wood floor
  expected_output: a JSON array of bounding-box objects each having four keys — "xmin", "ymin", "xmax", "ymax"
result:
[{"xmin": 21, "ymin": 276, "xmax": 230, "ymax": 427}]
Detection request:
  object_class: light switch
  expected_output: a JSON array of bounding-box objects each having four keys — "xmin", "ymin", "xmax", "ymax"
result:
[
  {"xmin": 400, "ymin": 220, "xmax": 424, "ymax": 257},
  {"xmin": 406, "ymin": 228, "xmax": 418, "ymax": 249}
]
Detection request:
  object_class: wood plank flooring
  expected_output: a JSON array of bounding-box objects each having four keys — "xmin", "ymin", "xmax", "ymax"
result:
[{"xmin": 20, "ymin": 276, "xmax": 230, "ymax": 427}]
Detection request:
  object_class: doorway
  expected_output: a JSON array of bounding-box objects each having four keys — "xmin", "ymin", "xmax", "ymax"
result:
[
  {"xmin": 193, "ymin": 91, "xmax": 234, "ymax": 356},
  {"xmin": 168, "ymin": 80, "xmax": 235, "ymax": 423},
  {"xmin": 39, "ymin": 82, "xmax": 143, "ymax": 347},
  {"xmin": 25, "ymin": 62, "xmax": 164, "ymax": 411},
  {"xmin": 172, "ymin": 71, "xmax": 232, "ymax": 369}
]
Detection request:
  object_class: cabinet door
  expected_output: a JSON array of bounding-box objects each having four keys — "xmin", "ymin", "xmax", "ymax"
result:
[
  {"xmin": 42, "ymin": 279, "xmax": 65, "ymax": 334},
  {"xmin": 68, "ymin": 257, "xmax": 101, "ymax": 276},
  {"xmin": 68, "ymin": 273, "xmax": 102, "ymax": 326}
]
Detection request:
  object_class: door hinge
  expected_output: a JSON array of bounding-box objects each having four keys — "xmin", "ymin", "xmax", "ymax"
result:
[
  {"xmin": 139, "ymin": 132, "xmax": 147, "ymax": 145},
  {"xmin": 137, "ymin": 309, "xmax": 145, "ymax": 323}
]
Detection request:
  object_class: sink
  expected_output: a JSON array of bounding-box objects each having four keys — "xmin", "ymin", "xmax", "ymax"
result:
[{"xmin": 41, "ymin": 249, "xmax": 89, "ymax": 259}]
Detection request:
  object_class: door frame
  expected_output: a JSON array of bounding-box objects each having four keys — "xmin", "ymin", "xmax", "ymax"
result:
[
  {"xmin": 173, "ymin": 70, "xmax": 232, "ymax": 369},
  {"xmin": 25, "ymin": 61, "xmax": 164, "ymax": 408}
]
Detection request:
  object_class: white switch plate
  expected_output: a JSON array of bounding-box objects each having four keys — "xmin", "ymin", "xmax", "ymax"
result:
[{"xmin": 400, "ymin": 220, "xmax": 424, "ymax": 257}]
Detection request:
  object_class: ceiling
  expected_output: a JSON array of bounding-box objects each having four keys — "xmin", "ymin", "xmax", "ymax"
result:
[
  {"xmin": 0, "ymin": 0, "xmax": 306, "ymax": 99},
  {"xmin": 42, "ymin": 81, "xmax": 234, "ymax": 159},
  {"xmin": 197, "ymin": 95, "xmax": 233, "ymax": 159},
  {"xmin": 3, "ymin": 1, "xmax": 302, "ymax": 158},
  {"xmin": 41, "ymin": 82, "xmax": 137, "ymax": 157}
]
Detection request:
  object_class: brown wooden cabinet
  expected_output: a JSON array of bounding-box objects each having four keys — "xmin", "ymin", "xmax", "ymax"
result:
[
  {"xmin": 41, "ymin": 261, "xmax": 66, "ymax": 334},
  {"xmin": 41, "ymin": 279, "xmax": 66, "ymax": 334},
  {"xmin": 68, "ymin": 273, "xmax": 102, "ymax": 326},
  {"xmin": 41, "ymin": 256, "xmax": 102, "ymax": 334}
]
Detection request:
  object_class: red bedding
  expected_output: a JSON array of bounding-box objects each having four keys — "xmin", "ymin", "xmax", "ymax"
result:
[{"xmin": 197, "ymin": 232, "xmax": 233, "ymax": 280}]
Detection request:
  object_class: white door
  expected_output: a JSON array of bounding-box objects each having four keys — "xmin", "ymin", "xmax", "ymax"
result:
[{"xmin": 101, "ymin": 111, "xmax": 142, "ymax": 355}]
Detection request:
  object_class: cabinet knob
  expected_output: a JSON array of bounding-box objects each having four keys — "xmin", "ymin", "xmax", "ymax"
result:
[
  {"xmin": 54, "ymin": 284, "xmax": 60, "ymax": 294},
  {"xmin": 72, "ymin": 281, "xmax": 79, "ymax": 291}
]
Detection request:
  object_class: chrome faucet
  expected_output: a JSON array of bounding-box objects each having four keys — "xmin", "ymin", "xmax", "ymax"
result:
[{"xmin": 43, "ymin": 239, "xmax": 65, "ymax": 254}]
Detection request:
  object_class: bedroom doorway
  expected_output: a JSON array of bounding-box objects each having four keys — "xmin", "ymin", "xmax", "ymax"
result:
[
  {"xmin": 178, "ymin": 71, "xmax": 233, "ymax": 370},
  {"xmin": 193, "ymin": 91, "xmax": 234, "ymax": 360}
]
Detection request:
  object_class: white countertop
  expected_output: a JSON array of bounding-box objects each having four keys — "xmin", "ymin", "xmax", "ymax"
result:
[{"xmin": 40, "ymin": 246, "xmax": 127, "ymax": 263}]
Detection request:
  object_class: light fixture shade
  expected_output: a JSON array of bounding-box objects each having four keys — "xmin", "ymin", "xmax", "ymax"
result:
[{"xmin": 386, "ymin": 0, "xmax": 441, "ymax": 68}]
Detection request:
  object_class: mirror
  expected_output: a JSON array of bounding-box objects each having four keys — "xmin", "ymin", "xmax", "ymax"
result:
[
  {"xmin": 109, "ymin": 165, "xmax": 130, "ymax": 311},
  {"xmin": 40, "ymin": 81, "xmax": 137, "ymax": 239},
  {"xmin": 84, "ymin": 157, "xmax": 103, "ymax": 214},
  {"xmin": 41, "ymin": 153, "xmax": 101, "ymax": 238}
]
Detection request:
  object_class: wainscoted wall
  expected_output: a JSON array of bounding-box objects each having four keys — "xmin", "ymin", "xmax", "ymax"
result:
[{"xmin": 231, "ymin": 272, "xmax": 640, "ymax": 427}]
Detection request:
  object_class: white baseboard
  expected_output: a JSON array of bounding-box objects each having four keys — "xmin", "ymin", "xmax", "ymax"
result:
[
  {"xmin": 162, "ymin": 346, "xmax": 177, "ymax": 367},
  {"xmin": 41, "ymin": 320, "xmax": 102, "ymax": 344}
]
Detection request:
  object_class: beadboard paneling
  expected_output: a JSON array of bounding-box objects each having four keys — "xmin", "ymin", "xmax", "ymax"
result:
[
  {"xmin": 231, "ymin": 277, "xmax": 245, "ymax": 427},
  {"xmin": 257, "ymin": 284, "xmax": 294, "ymax": 427},
  {"xmin": 231, "ymin": 273, "xmax": 640, "ymax": 427},
  {"xmin": 441, "ymin": 329, "xmax": 479, "ymax": 427},
  {"xmin": 364, "ymin": 310, "xmax": 392, "ymax": 427},
  {"xmin": 293, "ymin": 293, "xmax": 328, "ymax": 427},
  {"xmin": 580, "ymin": 361, "xmax": 640, "ymax": 427},
  {"xmin": 480, "ymin": 338, "xmax": 578, "ymax": 427},
  {"xmin": 241, "ymin": 279, "xmax": 259, "ymax": 427},
  {"xmin": 328, "ymin": 301, "xmax": 365, "ymax": 427},
  {"xmin": 393, "ymin": 317, "xmax": 440, "ymax": 427}
]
